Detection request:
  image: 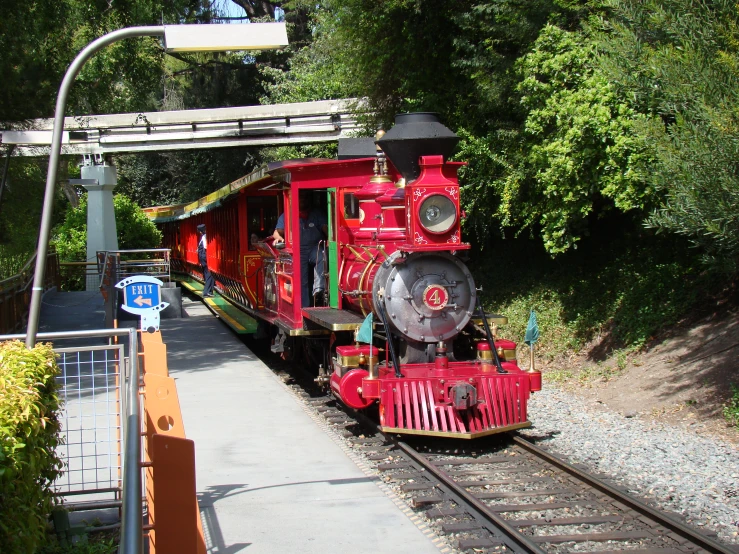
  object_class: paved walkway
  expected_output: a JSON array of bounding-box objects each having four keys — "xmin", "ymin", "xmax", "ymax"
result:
[
  {"xmin": 39, "ymin": 290, "xmax": 108, "ymax": 341},
  {"xmin": 41, "ymin": 291, "xmax": 441, "ymax": 554}
]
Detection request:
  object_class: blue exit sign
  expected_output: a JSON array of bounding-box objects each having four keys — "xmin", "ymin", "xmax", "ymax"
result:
[
  {"xmin": 124, "ymin": 282, "xmax": 161, "ymax": 309},
  {"xmin": 115, "ymin": 276, "xmax": 170, "ymax": 332}
]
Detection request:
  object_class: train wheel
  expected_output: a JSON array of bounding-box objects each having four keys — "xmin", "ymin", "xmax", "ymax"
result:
[{"xmin": 271, "ymin": 329, "xmax": 294, "ymax": 361}]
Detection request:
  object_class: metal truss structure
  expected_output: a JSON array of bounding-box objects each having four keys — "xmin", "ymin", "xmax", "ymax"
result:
[{"xmin": 0, "ymin": 98, "xmax": 366, "ymax": 157}]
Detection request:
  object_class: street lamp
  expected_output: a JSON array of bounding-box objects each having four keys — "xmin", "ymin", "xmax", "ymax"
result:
[{"xmin": 25, "ymin": 23, "xmax": 288, "ymax": 349}]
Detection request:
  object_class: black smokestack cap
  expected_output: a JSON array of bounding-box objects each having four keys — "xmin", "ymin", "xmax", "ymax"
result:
[{"xmin": 376, "ymin": 113, "xmax": 459, "ymax": 182}]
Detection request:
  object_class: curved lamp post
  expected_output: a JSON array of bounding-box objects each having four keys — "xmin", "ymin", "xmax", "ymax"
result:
[{"xmin": 25, "ymin": 23, "xmax": 288, "ymax": 348}]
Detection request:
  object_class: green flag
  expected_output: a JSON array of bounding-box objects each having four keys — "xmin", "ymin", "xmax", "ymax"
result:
[
  {"xmin": 356, "ymin": 312, "xmax": 373, "ymax": 344},
  {"xmin": 524, "ymin": 310, "xmax": 539, "ymax": 346}
]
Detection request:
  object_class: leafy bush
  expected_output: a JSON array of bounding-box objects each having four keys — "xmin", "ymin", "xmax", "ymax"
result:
[
  {"xmin": 474, "ymin": 228, "xmax": 715, "ymax": 361},
  {"xmin": 0, "ymin": 340, "xmax": 63, "ymax": 553},
  {"xmin": 458, "ymin": 24, "xmax": 653, "ymax": 254},
  {"xmin": 53, "ymin": 193, "xmax": 162, "ymax": 262},
  {"xmin": 53, "ymin": 193, "xmax": 163, "ymax": 290},
  {"xmin": 0, "ymin": 248, "xmax": 33, "ymax": 280},
  {"xmin": 601, "ymin": 0, "xmax": 739, "ymax": 270},
  {"xmin": 38, "ymin": 533, "xmax": 117, "ymax": 554}
]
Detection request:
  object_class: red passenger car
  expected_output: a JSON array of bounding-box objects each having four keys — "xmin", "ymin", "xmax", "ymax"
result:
[{"xmin": 147, "ymin": 113, "xmax": 541, "ymax": 438}]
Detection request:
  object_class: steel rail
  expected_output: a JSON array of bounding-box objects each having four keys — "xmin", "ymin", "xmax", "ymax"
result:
[
  {"xmin": 250, "ymin": 326, "xmax": 736, "ymax": 553},
  {"xmin": 341, "ymin": 406, "xmax": 544, "ymax": 552},
  {"xmin": 329, "ymin": 402, "xmax": 737, "ymax": 553},
  {"xmin": 396, "ymin": 440, "xmax": 547, "ymax": 554},
  {"xmin": 512, "ymin": 435, "xmax": 736, "ymax": 554}
]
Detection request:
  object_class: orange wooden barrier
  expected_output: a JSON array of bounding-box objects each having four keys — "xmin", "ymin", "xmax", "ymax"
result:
[
  {"xmin": 140, "ymin": 331, "xmax": 168, "ymax": 376},
  {"xmin": 150, "ymin": 435, "xmax": 199, "ymax": 553},
  {"xmin": 140, "ymin": 331, "xmax": 206, "ymax": 554}
]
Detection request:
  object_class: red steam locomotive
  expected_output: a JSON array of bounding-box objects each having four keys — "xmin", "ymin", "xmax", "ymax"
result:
[{"xmin": 146, "ymin": 113, "xmax": 541, "ymax": 439}]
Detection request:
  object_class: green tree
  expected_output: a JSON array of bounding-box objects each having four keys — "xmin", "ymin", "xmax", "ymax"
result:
[
  {"xmin": 116, "ymin": 148, "xmax": 263, "ymax": 207},
  {"xmin": 0, "ymin": 1, "xmax": 208, "ymax": 121},
  {"xmin": 0, "ymin": 0, "xmax": 207, "ymax": 259},
  {"xmin": 600, "ymin": 0, "xmax": 739, "ymax": 269},
  {"xmin": 260, "ymin": 3, "xmax": 360, "ymax": 105},
  {"xmin": 116, "ymin": 0, "xmax": 312, "ymax": 207},
  {"xmin": 53, "ymin": 193, "xmax": 162, "ymax": 262},
  {"xmin": 272, "ymin": 0, "xmax": 648, "ymax": 255},
  {"xmin": 460, "ymin": 24, "xmax": 653, "ymax": 252}
]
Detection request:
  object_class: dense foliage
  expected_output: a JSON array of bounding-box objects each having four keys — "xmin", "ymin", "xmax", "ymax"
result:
[
  {"xmin": 600, "ymin": 0, "xmax": 739, "ymax": 270},
  {"xmin": 0, "ymin": 1, "xmax": 207, "ymax": 122},
  {"xmin": 473, "ymin": 229, "xmax": 714, "ymax": 356},
  {"xmin": 459, "ymin": 25, "xmax": 653, "ymax": 252},
  {"xmin": 0, "ymin": 340, "xmax": 62, "ymax": 553},
  {"xmin": 268, "ymin": 0, "xmax": 646, "ymax": 251},
  {"xmin": 53, "ymin": 193, "xmax": 163, "ymax": 263},
  {"xmin": 0, "ymin": 1, "xmax": 206, "ymax": 261}
]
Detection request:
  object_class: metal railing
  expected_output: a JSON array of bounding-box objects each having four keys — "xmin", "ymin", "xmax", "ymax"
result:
[
  {"xmin": 0, "ymin": 251, "xmax": 60, "ymax": 333},
  {"xmin": 60, "ymin": 249, "xmax": 171, "ymax": 293},
  {"xmin": 97, "ymin": 249, "xmax": 171, "ymax": 287},
  {"xmin": 58, "ymin": 261, "xmax": 99, "ymax": 291},
  {"xmin": 0, "ymin": 328, "xmax": 142, "ymax": 553}
]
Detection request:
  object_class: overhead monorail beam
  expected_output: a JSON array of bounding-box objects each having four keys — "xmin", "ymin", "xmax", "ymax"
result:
[{"xmin": 0, "ymin": 98, "xmax": 366, "ymax": 156}]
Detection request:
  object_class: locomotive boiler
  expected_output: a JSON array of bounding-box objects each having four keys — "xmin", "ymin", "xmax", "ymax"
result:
[{"xmin": 147, "ymin": 113, "xmax": 541, "ymax": 439}]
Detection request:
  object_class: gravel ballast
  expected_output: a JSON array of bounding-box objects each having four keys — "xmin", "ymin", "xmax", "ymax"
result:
[{"xmin": 518, "ymin": 387, "xmax": 739, "ymax": 545}]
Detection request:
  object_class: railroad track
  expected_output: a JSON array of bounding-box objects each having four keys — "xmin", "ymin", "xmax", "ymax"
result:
[{"xmin": 290, "ymin": 389, "xmax": 737, "ymax": 554}]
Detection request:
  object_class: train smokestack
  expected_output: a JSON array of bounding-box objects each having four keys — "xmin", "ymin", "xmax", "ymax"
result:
[{"xmin": 376, "ymin": 113, "xmax": 459, "ymax": 183}]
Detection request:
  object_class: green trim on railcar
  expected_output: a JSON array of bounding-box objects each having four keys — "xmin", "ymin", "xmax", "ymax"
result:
[
  {"xmin": 177, "ymin": 275, "xmax": 258, "ymax": 334},
  {"xmin": 327, "ymin": 188, "xmax": 339, "ymax": 309}
]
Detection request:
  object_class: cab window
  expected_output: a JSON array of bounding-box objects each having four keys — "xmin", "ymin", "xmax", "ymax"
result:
[
  {"xmin": 247, "ymin": 196, "xmax": 279, "ymax": 250},
  {"xmin": 343, "ymin": 192, "xmax": 359, "ymax": 220}
]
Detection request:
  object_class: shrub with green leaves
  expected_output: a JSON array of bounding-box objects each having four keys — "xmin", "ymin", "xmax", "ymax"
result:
[
  {"xmin": 601, "ymin": 0, "xmax": 739, "ymax": 271},
  {"xmin": 0, "ymin": 340, "xmax": 63, "ymax": 553},
  {"xmin": 53, "ymin": 193, "xmax": 163, "ymax": 263},
  {"xmin": 473, "ymin": 230, "xmax": 713, "ymax": 360},
  {"xmin": 458, "ymin": 24, "xmax": 653, "ymax": 254},
  {"xmin": 0, "ymin": 248, "xmax": 33, "ymax": 281},
  {"xmin": 53, "ymin": 193, "xmax": 163, "ymax": 290}
]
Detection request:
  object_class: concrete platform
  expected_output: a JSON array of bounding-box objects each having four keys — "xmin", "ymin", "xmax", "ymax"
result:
[
  {"xmin": 39, "ymin": 291, "xmax": 441, "ymax": 553},
  {"xmin": 164, "ymin": 296, "xmax": 441, "ymax": 554}
]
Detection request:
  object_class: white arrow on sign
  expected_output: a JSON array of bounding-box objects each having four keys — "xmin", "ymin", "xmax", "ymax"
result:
[{"xmin": 134, "ymin": 296, "xmax": 153, "ymax": 307}]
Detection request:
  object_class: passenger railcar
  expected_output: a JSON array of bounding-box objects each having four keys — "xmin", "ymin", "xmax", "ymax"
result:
[{"xmin": 146, "ymin": 113, "xmax": 541, "ymax": 439}]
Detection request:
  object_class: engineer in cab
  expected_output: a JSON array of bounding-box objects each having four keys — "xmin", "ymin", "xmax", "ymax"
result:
[{"xmin": 272, "ymin": 193, "xmax": 327, "ymax": 307}]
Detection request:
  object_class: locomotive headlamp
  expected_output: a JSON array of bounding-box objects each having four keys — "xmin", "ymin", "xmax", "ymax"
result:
[{"xmin": 419, "ymin": 194, "xmax": 457, "ymax": 234}]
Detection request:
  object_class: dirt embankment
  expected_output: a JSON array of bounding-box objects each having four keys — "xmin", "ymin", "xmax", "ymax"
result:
[{"xmin": 544, "ymin": 307, "xmax": 739, "ymax": 444}]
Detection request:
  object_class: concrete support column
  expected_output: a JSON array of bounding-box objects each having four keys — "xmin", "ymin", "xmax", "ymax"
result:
[{"xmin": 81, "ymin": 164, "xmax": 118, "ymax": 291}]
